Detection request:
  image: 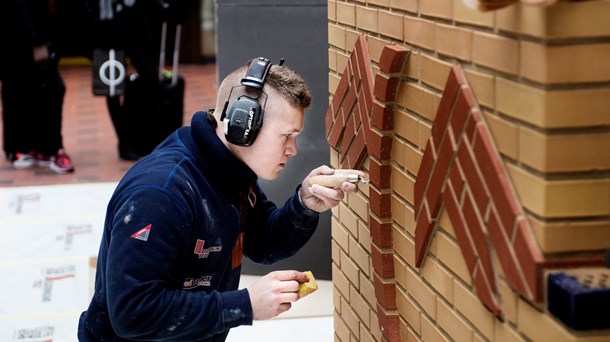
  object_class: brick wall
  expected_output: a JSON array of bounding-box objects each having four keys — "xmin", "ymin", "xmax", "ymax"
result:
[{"xmin": 327, "ymin": 1, "xmax": 610, "ymax": 341}]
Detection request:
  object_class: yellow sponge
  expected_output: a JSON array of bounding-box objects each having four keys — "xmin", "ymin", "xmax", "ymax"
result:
[{"xmin": 298, "ymin": 271, "xmax": 318, "ymax": 298}]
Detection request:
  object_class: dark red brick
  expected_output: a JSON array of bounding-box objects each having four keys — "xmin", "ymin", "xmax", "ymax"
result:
[
  {"xmin": 443, "ymin": 183, "xmax": 477, "ymax": 272},
  {"xmin": 376, "ymin": 303, "xmax": 402, "ymax": 342},
  {"xmin": 374, "ymin": 74, "xmax": 400, "ymax": 102},
  {"xmin": 424, "ymin": 130, "xmax": 456, "ymax": 218},
  {"xmin": 370, "ymin": 215, "xmax": 393, "ymax": 248},
  {"xmin": 371, "ymin": 101, "xmax": 394, "ymax": 131},
  {"xmin": 344, "ymin": 130, "xmax": 367, "ymax": 170},
  {"xmin": 379, "ymin": 44, "xmax": 409, "ymax": 74},
  {"xmin": 414, "ymin": 139, "xmax": 436, "ymax": 218},
  {"xmin": 369, "ymin": 159, "xmax": 391, "ymax": 189},
  {"xmin": 368, "ymin": 130, "xmax": 393, "ymax": 161},
  {"xmin": 370, "ymin": 186, "xmax": 391, "ymax": 218},
  {"xmin": 473, "ymin": 267, "xmax": 502, "ymax": 316},
  {"xmin": 374, "ymin": 272, "xmax": 397, "ymax": 310},
  {"xmin": 372, "ymin": 244, "xmax": 395, "ymax": 278},
  {"xmin": 449, "ymin": 162, "xmax": 465, "ymax": 199},
  {"xmin": 431, "ymin": 68, "xmax": 460, "ymax": 150},
  {"xmin": 456, "ymin": 140, "xmax": 489, "ymax": 215},
  {"xmin": 513, "ymin": 219, "xmax": 541, "ymax": 301},
  {"xmin": 414, "ymin": 201, "xmax": 433, "ymax": 267}
]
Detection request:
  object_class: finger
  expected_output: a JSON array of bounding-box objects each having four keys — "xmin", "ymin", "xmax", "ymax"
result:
[
  {"xmin": 279, "ymin": 292, "xmax": 300, "ymax": 304},
  {"xmin": 270, "ymin": 270, "xmax": 304, "ymax": 282},
  {"xmin": 311, "ymin": 185, "xmax": 344, "ymax": 201},
  {"xmin": 278, "ymin": 302, "xmax": 292, "ymax": 314}
]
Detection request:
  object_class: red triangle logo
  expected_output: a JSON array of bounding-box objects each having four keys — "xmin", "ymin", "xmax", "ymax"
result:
[{"xmin": 131, "ymin": 224, "xmax": 152, "ymax": 241}]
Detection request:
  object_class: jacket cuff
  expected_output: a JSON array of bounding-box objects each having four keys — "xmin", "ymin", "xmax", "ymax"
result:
[
  {"xmin": 288, "ymin": 185, "xmax": 320, "ymax": 227},
  {"xmin": 220, "ymin": 289, "xmax": 253, "ymax": 329}
]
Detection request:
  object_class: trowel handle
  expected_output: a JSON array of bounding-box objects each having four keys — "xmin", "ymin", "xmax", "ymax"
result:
[{"xmin": 309, "ymin": 173, "xmax": 361, "ymax": 188}]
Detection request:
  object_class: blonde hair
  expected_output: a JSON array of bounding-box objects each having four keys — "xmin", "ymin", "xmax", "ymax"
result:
[{"xmin": 216, "ymin": 60, "xmax": 312, "ymax": 113}]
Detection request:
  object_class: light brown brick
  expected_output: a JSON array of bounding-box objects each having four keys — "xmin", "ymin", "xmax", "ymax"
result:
[
  {"xmin": 435, "ymin": 231, "xmax": 472, "ymax": 285},
  {"xmin": 405, "ymin": 143, "xmax": 423, "ymax": 177},
  {"xmin": 341, "ymin": 249, "xmax": 361, "ymax": 288},
  {"xmin": 391, "ymin": 137, "xmax": 408, "ymax": 170},
  {"xmin": 464, "ymin": 68, "xmax": 494, "ymax": 109},
  {"xmin": 358, "ymin": 221, "xmax": 372, "ymax": 254},
  {"xmin": 473, "ymin": 31, "xmax": 519, "ymax": 75},
  {"xmin": 394, "ymin": 254, "xmax": 408, "ymax": 290},
  {"xmin": 496, "ymin": 78, "xmax": 610, "ymax": 129},
  {"xmin": 397, "ymin": 83, "xmax": 437, "ymax": 121},
  {"xmin": 345, "ymin": 28, "xmax": 361, "ymax": 54},
  {"xmin": 350, "ymin": 285, "xmax": 372, "ymax": 327},
  {"xmin": 519, "ymin": 129, "xmax": 610, "ymax": 173},
  {"xmin": 332, "ymin": 239, "xmax": 341, "ymax": 265},
  {"xmin": 378, "ymin": 10, "xmax": 403, "ymax": 41},
  {"xmin": 366, "ymin": 36, "xmax": 390, "ymax": 64},
  {"xmin": 391, "ymin": 165, "xmax": 415, "ymax": 204},
  {"xmin": 349, "ymin": 236, "xmax": 371, "ymax": 276},
  {"xmin": 453, "ymin": 0, "xmax": 493, "ymax": 28},
  {"xmin": 396, "ymin": 287, "xmax": 422, "ymax": 335},
  {"xmin": 334, "ymin": 312, "xmax": 351, "ymax": 342},
  {"xmin": 498, "ymin": 281, "xmax": 518, "ymax": 325},
  {"xmin": 391, "ymin": 194, "xmax": 409, "ymax": 233},
  {"xmin": 484, "ymin": 112, "xmax": 518, "ymax": 160},
  {"xmin": 337, "ymin": 1, "xmax": 356, "ymax": 26},
  {"xmin": 496, "ymin": 1, "xmax": 610, "ymax": 39},
  {"xmin": 360, "ymin": 272, "xmax": 376, "ymax": 308},
  {"xmin": 420, "ymin": 54, "xmax": 452, "ymax": 91},
  {"xmin": 518, "ymin": 298, "xmax": 581, "ymax": 342},
  {"xmin": 328, "ymin": 0, "xmax": 337, "ymax": 21},
  {"xmin": 341, "ymin": 296, "xmax": 362, "ymax": 338},
  {"xmin": 334, "ymin": 263, "xmax": 351, "ymax": 298},
  {"xmin": 421, "ymin": 315, "xmax": 450, "ymax": 342},
  {"xmin": 422, "ymin": 258, "xmax": 454, "ymax": 303},
  {"xmin": 329, "ymin": 73, "xmax": 341, "ymax": 95},
  {"xmin": 494, "ymin": 319, "xmax": 526, "ymax": 342},
  {"xmin": 339, "ymin": 201, "xmax": 359, "ymax": 237},
  {"xmin": 329, "ymin": 49, "xmax": 338, "ymax": 72},
  {"xmin": 420, "ymin": 0, "xmax": 452, "ymax": 20},
  {"xmin": 390, "ymin": 0, "xmax": 417, "ymax": 12},
  {"xmin": 334, "ymin": 285, "xmax": 342, "ymax": 314},
  {"xmin": 392, "ymin": 225, "xmax": 416, "ymax": 268},
  {"xmin": 407, "ymin": 265, "xmax": 437, "ymax": 319},
  {"xmin": 454, "ymin": 281, "xmax": 494, "ymax": 340},
  {"xmin": 404, "ymin": 16, "xmax": 436, "ymax": 50},
  {"xmin": 437, "ymin": 299, "xmax": 474, "ymax": 342},
  {"xmin": 329, "ymin": 23, "xmax": 347, "ymax": 50},
  {"xmin": 333, "ymin": 217, "xmax": 350, "ymax": 252},
  {"xmin": 347, "ymin": 191, "xmax": 370, "ymax": 223},
  {"xmin": 521, "ymin": 41, "xmax": 610, "ymax": 84},
  {"xmin": 356, "ymin": 6, "xmax": 378, "ymax": 33},
  {"xmin": 394, "ymin": 107, "xmax": 420, "ymax": 146},
  {"xmin": 529, "ymin": 216, "xmax": 610, "ymax": 253},
  {"xmin": 508, "ymin": 164, "xmax": 610, "ymax": 218},
  {"xmin": 435, "ymin": 23, "xmax": 472, "ymax": 62}
]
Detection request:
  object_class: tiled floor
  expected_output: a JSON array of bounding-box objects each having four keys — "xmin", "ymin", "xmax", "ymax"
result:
[
  {"xmin": 0, "ymin": 63, "xmax": 218, "ymax": 187},
  {"xmin": 0, "ymin": 63, "xmax": 334, "ymax": 341}
]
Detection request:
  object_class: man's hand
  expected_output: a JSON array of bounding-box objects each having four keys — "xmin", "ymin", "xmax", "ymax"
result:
[
  {"xmin": 247, "ymin": 270, "xmax": 308, "ymax": 320},
  {"xmin": 299, "ymin": 165, "xmax": 364, "ymax": 212}
]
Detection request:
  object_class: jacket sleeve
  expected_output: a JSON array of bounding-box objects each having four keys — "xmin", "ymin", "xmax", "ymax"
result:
[
  {"xmin": 243, "ymin": 184, "xmax": 320, "ymax": 264},
  {"xmin": 105, "ymin": 187, "xmax": 253, "ymax": 340}
]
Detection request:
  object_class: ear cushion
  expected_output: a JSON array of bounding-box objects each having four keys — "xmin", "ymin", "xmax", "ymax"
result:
[{"xmin": 223, "ymin": 96, "xmax": 264, "ymax": 146}]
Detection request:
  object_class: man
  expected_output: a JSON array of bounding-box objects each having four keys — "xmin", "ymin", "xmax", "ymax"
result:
[{"xmin": 78, "ymin": 57, "xmax": 363, "ymax": 341}]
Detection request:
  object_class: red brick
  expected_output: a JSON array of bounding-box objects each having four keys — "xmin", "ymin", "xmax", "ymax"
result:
[
  {"xmin": 456, "ymin": 139, "xmax": 489, "ymax": 215},
  {"xmin": 465, "ymin": 109, "xmax": 481, "ymax": 143},
  {"xmin": 376, "ymin": 304, "xmax": 402, "ymax": 342},
  {"xmin": 372, "ymin": 244, "xmax": 395, "ymax": 278},
  {"xmin": 374, "ymin": 273, "xmax": 397, "ymax": 310},
  {"xmin": 344, "ymin": 130, "xmax": 368, "ymax": 170},
  {"xmin": 414, "ymin": 139, "xmax": 436, "ymax": 217},
  {"xmin": 513, "ymin": 219, "xmax": 541, "ymax": 301},
  {"xmin": 462, "ymin": 191, "xmax": 496, "ymax": 292},
  {"xmin": 379, "ymin": 45, "xmax": 409, "ymax": 74},
  {"xmin": 368, "ymin": 129, "xmax": 393, "ymax": 161},
  {"xmin": 374, "ymin": 74, "xmax": 400, "ymax": 102},
  {"xmin": 424, "ymin": 129, "xmax": 456, "ymax": 218},
  {"xmin": 473, "ymin": 267, "xmax": 502, "ymax": 316},
  {"xmin": 332, "ymin": 69, "xmax": 350, "ymax": 110},
  {"xmin": 327, "ymin": 118, "xmax": 345, "ymax": 148},
  {"xmin": 443, "ymin": 183, "xmax": 477, "ymax": 271},
  {"xmin": 473, "ymin": 125, "xmax": 521, "ymax": 238},
  {"xmin": 369, "ymin": 159, "xmax": 391, "ymax": 189},
  {"xmin": 370, "ymin": 215, "xmax": 393, "ymax": 248},
  {"xmin": 356, "ymin": 37, "xmax": 375, "ymax": 113},
  {"xmin": 371, "ymin": 101, "xmax": 394, "ymax": 131},
  {"xmin": 486, "ymin": 209, "xmax": 529, "ymax": 298},
  {"xmin": 449, "ymin": 162, "xmax": 465, "ymax": 199},
  {"xmin": 414, "ymin": 201, "xmax": 433, "ymax": 267},
  {"xmin": 431, "ymin": 67, "xmax": 460, "ymax": 150},
  {"xmin": 370, "ymin": 186, "xmax": 392, "ymax": 218},
  {"xmin": 450, "ymin": 88, "xmax": 474, "ymax": 137},
  {"xmin": 340, "ymin": 114, "xmax": 357, "ymax": 158},
  {"xmin": 325, "ymin": 106, "xmax": 334, "ymax": 138},
  {"xmin": 343, "ymin": 86, "xmax": 359, "ymax": 118}
]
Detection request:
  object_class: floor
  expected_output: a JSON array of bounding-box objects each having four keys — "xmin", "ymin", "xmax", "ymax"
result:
[{"xmin": 0, "ymin": 64, "xmax": 333, "ymax": 341}]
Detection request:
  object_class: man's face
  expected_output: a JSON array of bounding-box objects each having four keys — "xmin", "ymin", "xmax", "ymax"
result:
[{"xmin": 232, "ymin": 87, "xmax": 304, "ymax": 180}]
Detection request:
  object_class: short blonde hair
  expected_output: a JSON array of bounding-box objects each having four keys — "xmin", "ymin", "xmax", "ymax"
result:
[{"xmin": 216, "ymin": 60, "xmax": 312, "ymax": 112}]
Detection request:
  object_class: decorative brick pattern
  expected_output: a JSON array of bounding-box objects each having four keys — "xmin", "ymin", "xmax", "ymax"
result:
[
  {"xmin": 413, "ymin": 66, "xmax": 604, "ymax": 311},
  {"xmin": 327, "ymin": 35, "xmax": 409, "ymax": 341}
]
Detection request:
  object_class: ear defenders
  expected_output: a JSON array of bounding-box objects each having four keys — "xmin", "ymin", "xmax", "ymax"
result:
[{"xmin": 220, "ymin": 57, "xmax": 275, "ymax": 146}]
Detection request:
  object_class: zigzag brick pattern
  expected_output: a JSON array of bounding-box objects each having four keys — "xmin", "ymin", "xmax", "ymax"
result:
[
  {"xmin": 413, "ymin": 66, "xmax": 604, "ymax": 315},
  {"xmin": 326, "ymin": 35, "xmax": 408, "ymax": 342}
]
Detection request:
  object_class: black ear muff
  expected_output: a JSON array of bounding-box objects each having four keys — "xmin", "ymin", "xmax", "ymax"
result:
[{"xmin": 221, "ymin": 57, "xmax": 273, "ymax": 146}]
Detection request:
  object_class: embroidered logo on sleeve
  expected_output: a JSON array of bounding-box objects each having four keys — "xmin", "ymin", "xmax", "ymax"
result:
[
  {"xmin": 193, "ymin": 239, "xmax": 222, "ymax": 258},
  {"xmin": 130, "ymin": 224, "xmax": 152, "ymax": 241}
]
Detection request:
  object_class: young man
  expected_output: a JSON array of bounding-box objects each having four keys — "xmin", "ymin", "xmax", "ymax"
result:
[{"xmin": 78, "ymin": 58, "xmax": 363, "ymax": 341}]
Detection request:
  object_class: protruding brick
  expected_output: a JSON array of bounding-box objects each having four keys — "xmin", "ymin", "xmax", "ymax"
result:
[
  {"xmin": 374, "ymin": 273, "xmax": 397, "ymax": 310},
  {"xmin": 379, "ymin": 44, "xmax": 409, "ymax": 74}
]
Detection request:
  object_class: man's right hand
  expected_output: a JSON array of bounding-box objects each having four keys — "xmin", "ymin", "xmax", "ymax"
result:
[{"xmin": 247, "ymin": 270, "xmax": 308, "ymax": 320}]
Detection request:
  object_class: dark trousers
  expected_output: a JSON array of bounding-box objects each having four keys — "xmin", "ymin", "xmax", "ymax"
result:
[{"xmin": 1, "ymin": 56, "xmax": 65, "ymax": 158}]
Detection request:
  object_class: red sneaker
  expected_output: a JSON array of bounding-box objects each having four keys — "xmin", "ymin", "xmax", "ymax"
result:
[{"xmin": 49, "ymin": 149, "xmax": 75, "ymax": 174}]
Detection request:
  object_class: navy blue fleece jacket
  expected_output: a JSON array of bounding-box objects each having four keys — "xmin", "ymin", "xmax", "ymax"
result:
[{"xmin": 78, "ymin": 111, "xmax": 319, "ymax": 341}]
